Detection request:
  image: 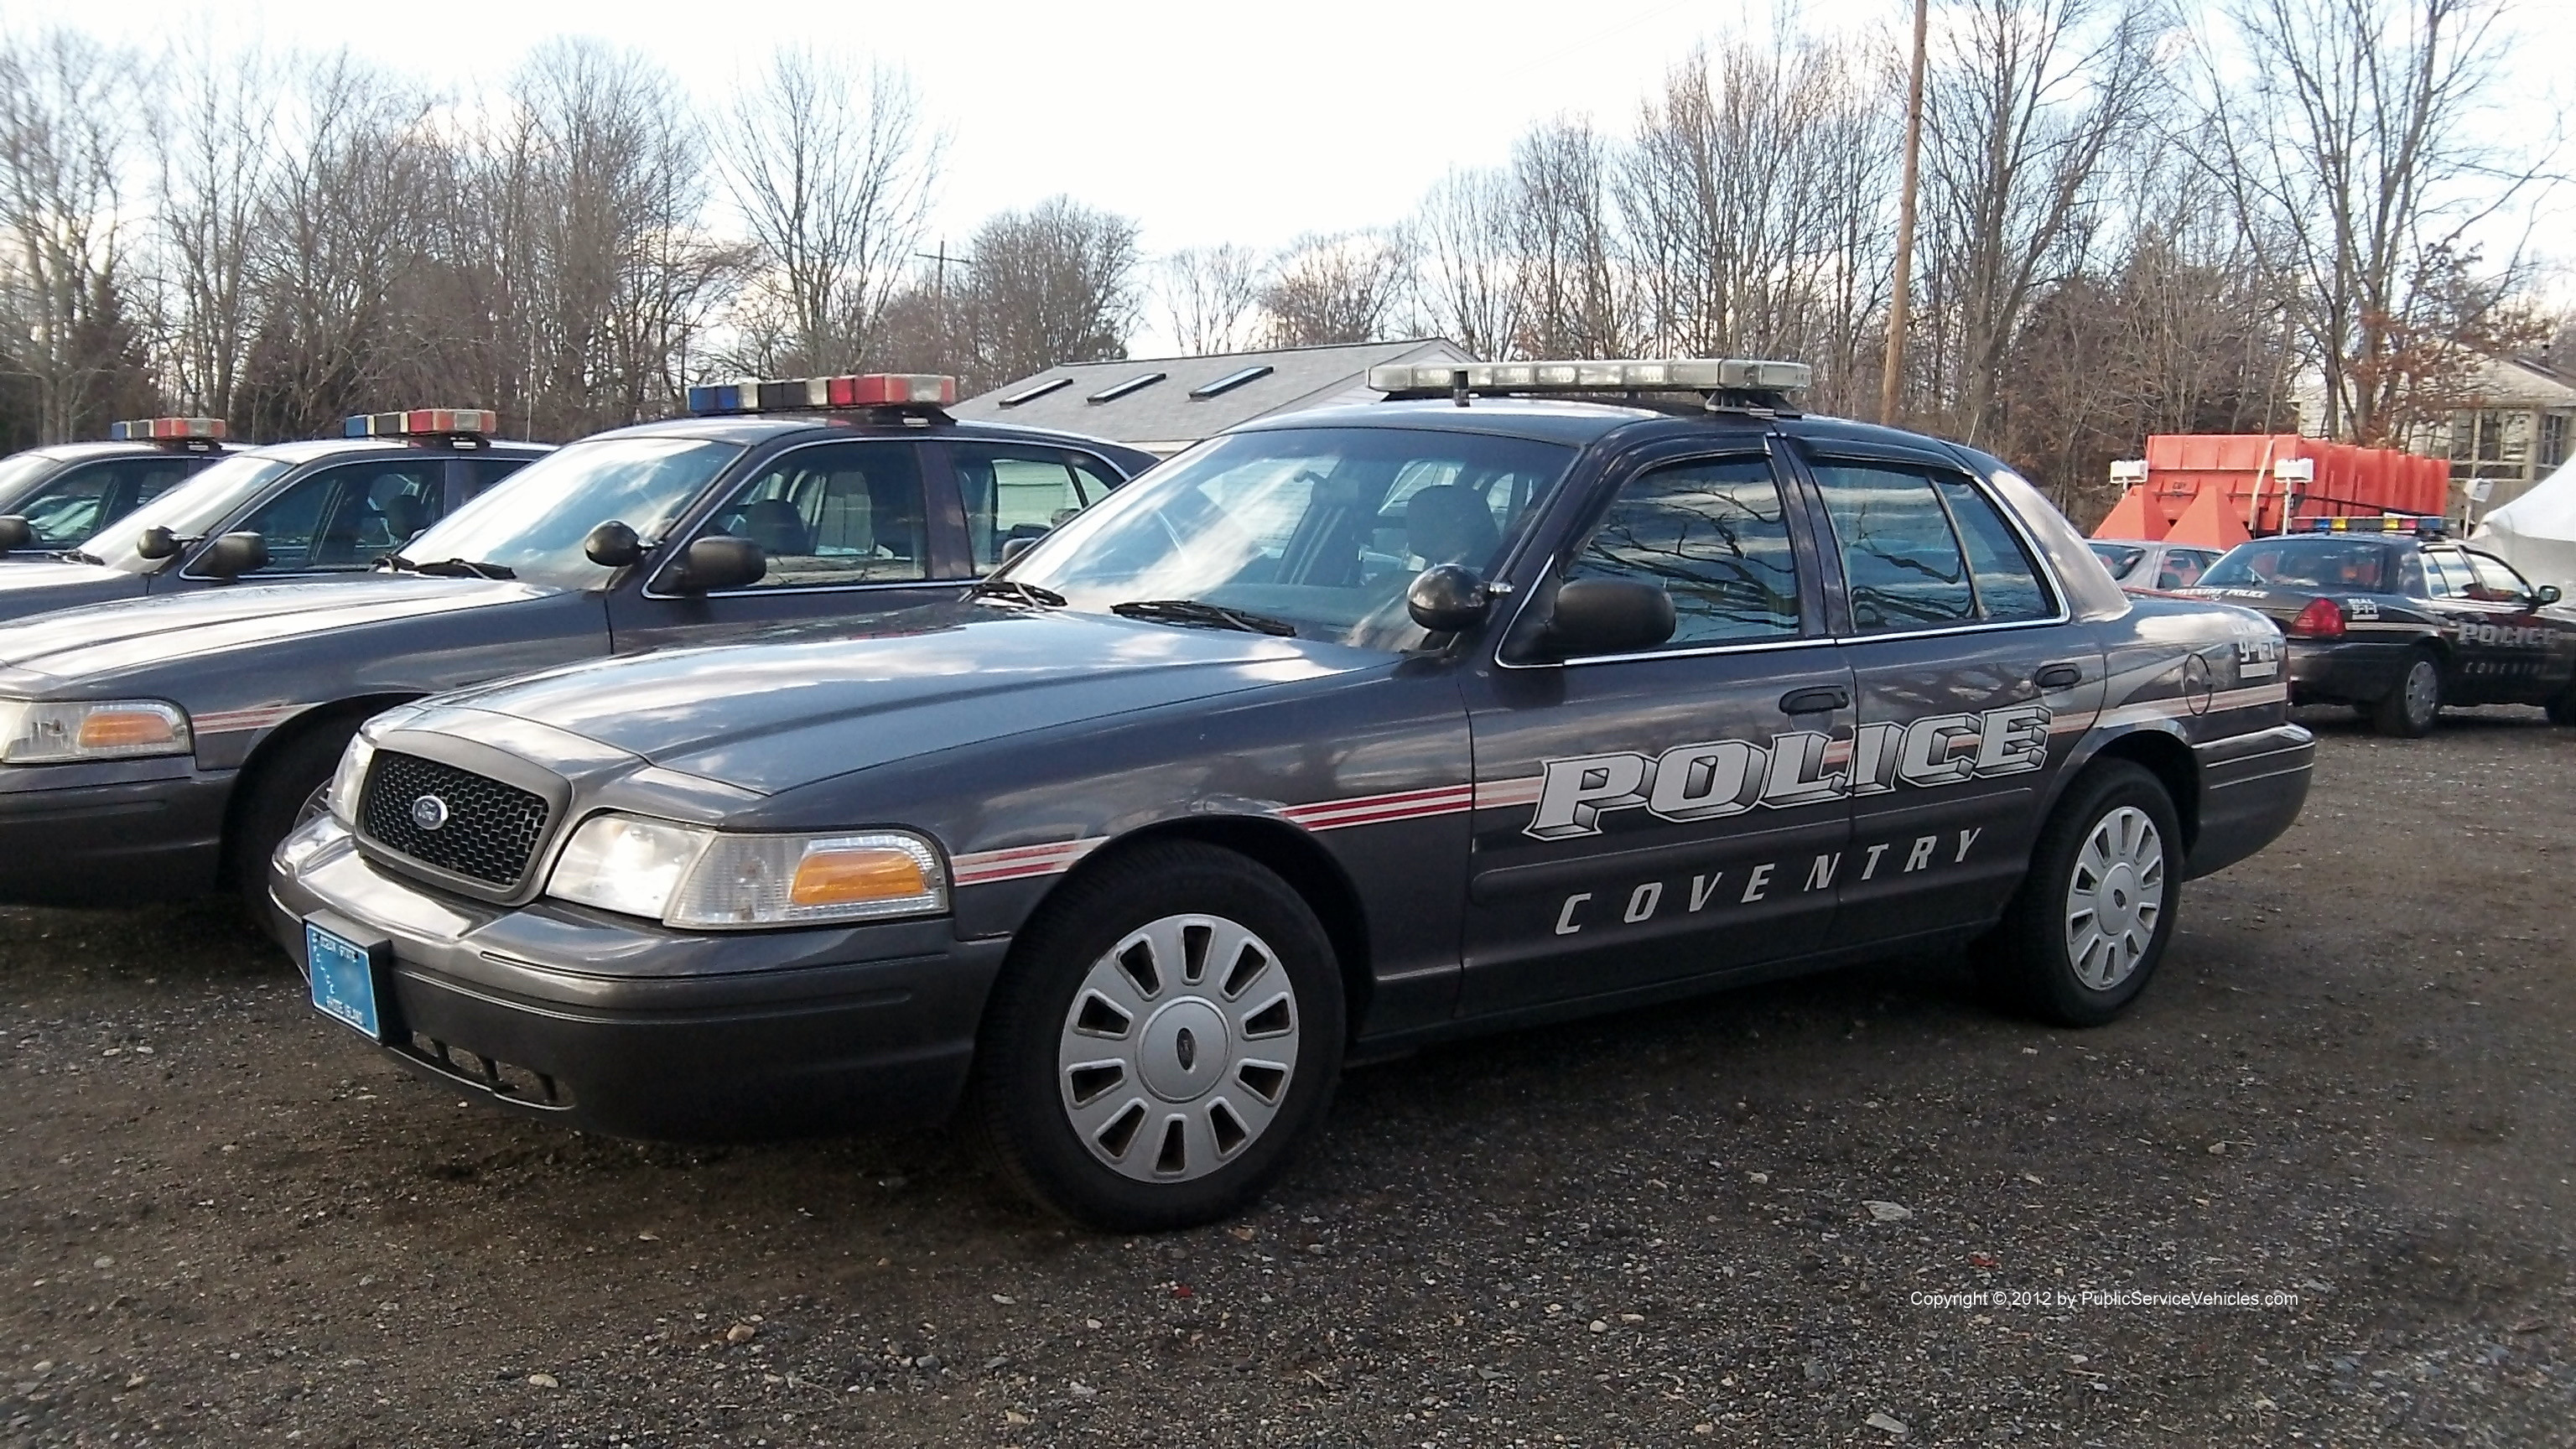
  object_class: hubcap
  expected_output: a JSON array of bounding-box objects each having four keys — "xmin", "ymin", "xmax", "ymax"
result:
[
  {"xmin": 2405, "ymin": 661, "xmax": 2438, "ymax": 725},
  {"xmin": 1057, "ymin": 913, "xmax": 1299, "ymax": 1183},
  {"xmin": 2063, "ymin": 806, "xmax": 2165, "ymax": 991}
]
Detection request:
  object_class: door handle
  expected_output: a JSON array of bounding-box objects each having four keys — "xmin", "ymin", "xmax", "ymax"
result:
[
  {"xmin": 2035, "ymin": 662, "xmax": 2083, "ymax": 690},
  {"xmin": 1779, "ymin": 685, "xmax": 1850, "ymax": 714}
]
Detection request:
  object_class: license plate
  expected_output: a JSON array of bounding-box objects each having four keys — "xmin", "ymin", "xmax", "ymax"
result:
[{"xmin": 306, "ymin": 919, "xmax": 387, "ymax": 1041}]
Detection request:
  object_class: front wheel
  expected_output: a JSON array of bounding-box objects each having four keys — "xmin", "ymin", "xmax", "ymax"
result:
[
  {"xmin": 2546, "ymin": 684, "xmax": 2576, "ymax": 727},
  {"xmin": 973, "ymin": 843, "xmax": 1346, "ymax": 1231},
  {"xmin": 1981, "ymin": 761, "xmax": 2182, "ymax": 1027},
  {"xmin": 2371, "ymin": 652, "xmax": 2442, "ymax": 737},
  {"xmin": 230, "ymin": 717, "xmax": 363, "ymax": 935}
]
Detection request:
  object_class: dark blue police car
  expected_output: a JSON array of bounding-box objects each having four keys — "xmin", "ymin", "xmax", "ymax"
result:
[{"xmin": 272, "ymin": 357, "xmax": 2315, "ymax": 1230}]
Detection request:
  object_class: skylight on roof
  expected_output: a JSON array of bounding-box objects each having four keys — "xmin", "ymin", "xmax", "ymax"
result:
[
  {"xmin": 999, "ymin": 377, "xmax": 1072, "ymax": 408},
  {"xmin": 1189, "ymin": 365, "xmax": 1274, "ymax": 400},
  {"xmin": 1086, "ymin": 371, "xmax": 1166, "ymax": 404}
]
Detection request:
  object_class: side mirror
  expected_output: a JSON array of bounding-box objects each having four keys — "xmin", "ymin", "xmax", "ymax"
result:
[
  {"xmin": 671, "ymin": 535, "xmax": 765, "ymax": 592},
  {"xmin": 0, "ymin": 516, "xmax": 29, "ymax": 552},
  {"xmin": 583, "ymin": 520, "xmax": 646, "ymax": 568},
  {"xmin": 1405, "ymin": 564, "xmax": 1495, "ymax": 632},
  {"xmin": 2537, "ymin": 584, "xmax": 2562, "ymax": 607},
  {"xmin": 134, "ymin": 526, "xmax": 180, "ymax": 561},
  {"xmin": 195, "ymin": 532, "xmax": 269, "ymax": 579},
  {"xmin": 1540, "ymin": 579, "xmax": 1676, "ymax": 657}
]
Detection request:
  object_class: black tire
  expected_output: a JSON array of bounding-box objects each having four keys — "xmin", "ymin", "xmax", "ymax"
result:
[
  {"xmin": 2371, "ymin": 652, "xmax": 2442, "ymax": 737},
  {"xmin": 2547, "ymin": 686, "xmax": 2576, "ymax": 727},
  {"xmin": 1980, "ymin": 761, "xmax": 2183, "ymax": 1028},
  {"xmin": 230, "ymin": 715, "xmax": 364, "ymax": 935},
  {"xmin": 973, "ymin": 842, "xmax": 1346, "ymax": 1231}
]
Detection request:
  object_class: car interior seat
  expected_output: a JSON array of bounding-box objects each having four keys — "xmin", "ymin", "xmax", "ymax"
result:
[
  {"xmin": 1406, "ymin": 485, "xmax": 1501, "ymax": 569},
  {"xmin": 740, "ymin": 498, "xmax": 814, "ymax": 557}
]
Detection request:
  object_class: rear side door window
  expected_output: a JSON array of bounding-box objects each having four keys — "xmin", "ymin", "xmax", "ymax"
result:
[
  {"xmin": 1812, "ymin": 462, "xmax": 1976, "ymax": 631},
  {"xmin": 1559, "ymin": 455, "xmax": 1804, "ymax": 647},
  {"xmin": 695, "ymin": 442, "xmax": 932, "ymax": 589},
  {"xmin": 952, "ymin": 443, "xmax": 1111, "ymax": 570}
]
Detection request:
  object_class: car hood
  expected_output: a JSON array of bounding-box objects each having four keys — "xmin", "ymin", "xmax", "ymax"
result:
[
  {"xmin": 428, "ymin": 606, "xmax": 1381, "ymax": 794},
  {"xmin": 0, "ymin": 557, "xmax": 140, "ymax": 615},
  {"xmin": 0, "ymin": 575, "xmax": 558, "ymax": 684}
]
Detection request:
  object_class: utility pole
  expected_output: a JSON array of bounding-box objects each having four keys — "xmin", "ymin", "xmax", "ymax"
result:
[
  {"xmin": 1880, "ymin": 0, "xmax": 1929, "ymax": 428},
  {"xmin": 915, "ymin": 241, "xmax": 972, "ymax": 371}
]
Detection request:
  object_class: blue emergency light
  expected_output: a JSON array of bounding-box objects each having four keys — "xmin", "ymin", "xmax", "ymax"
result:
[{"xmin": 2300, "ymin": 514, "xmax": 2444, "ymax": 538}]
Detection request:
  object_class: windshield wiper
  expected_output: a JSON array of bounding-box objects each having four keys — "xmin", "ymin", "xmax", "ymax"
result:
[
  {"xmin": 62, "ymin": 548, "xmax": 101, "ymax": 566},
  {"xmin": 402, "ymin": 556, "xmax": 516, "ymax": 580},
  {"xmin": 1110, "ymin": 598, "xmax": 1299, "ymax": 636},
  {"xmin": 966, "ymin": 577, "xmax": 1067, "ymax": 608}
]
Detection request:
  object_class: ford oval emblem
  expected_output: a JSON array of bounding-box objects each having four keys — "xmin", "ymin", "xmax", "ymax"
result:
[{"xmin": 410, "ymin": 794, "xmax": 451, "ymax": 832}]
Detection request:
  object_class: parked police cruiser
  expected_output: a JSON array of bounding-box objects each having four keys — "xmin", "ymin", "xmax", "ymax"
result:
[
  {"xmin": 271, "ymin": 358, "xmax": 2315, "ymax": 1231},
  {"xmin": 0, "ymin": 416, "xmax": 240, "ymax": 556},
  {"xmin": 0, "ymin": 377, "xmax": 1150, "ymax": 915},
  {"xmin": 0, "ymin": 409, "xmax": 548, "ymax": 626},
  {"xmin": 2175, "ymin": 516, "xmax": 2576, "ymax": 735}
]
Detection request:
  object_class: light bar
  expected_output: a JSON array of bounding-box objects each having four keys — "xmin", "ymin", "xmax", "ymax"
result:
[
  {"xmin": 2301, "ymin": 514, "xmax": 2444, "ymax": 537},
  {"xmin": 686, "ymin": 373, "xmax": 959, "ymax": 416},
  {"xmin": 107, "ymin": 417, "xmax": 226, "ymax": 442},
  {"xmin": 1366, "ymin": 358, "xmax": 1813, "ymax": 395},
  {"xmin": 341, "ymin": 408, "xmax": 498, "ymax": 439}
]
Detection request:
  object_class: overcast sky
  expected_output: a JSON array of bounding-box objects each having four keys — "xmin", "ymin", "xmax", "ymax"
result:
[{"xmin": 6, "ymin": 0, "xmax": 2570, "ymax": 336}]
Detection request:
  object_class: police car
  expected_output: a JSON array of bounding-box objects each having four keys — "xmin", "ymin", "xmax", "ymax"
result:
[
  {"xmin": 0, "ymin": 410, "xmax": 548, "ymax": 626},
  {"xmin": 2089, "ymin": 538, "xmax": 2220, "ymax": 593},
  {"xmin": 0, "ymin": 418, "xmax": 239, "ymax": 555},
  {"xmin": 0, "ymin": 377, "xmax": 1150, "ymax": 916},
  {"xmin": 2176, "ymin": 516, "xmax": 2576, "ymax": 735},
  {"xmin": 268, "ymin": 358, "xmax": 2314, "ymax": 1231}
]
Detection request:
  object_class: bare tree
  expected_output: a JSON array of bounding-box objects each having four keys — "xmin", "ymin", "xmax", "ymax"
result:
[
  {"xmin": 2192, "ymin": 0, "xmax": 2548, "ymax": 444},
  {"xmin": 1259, "ymin": 231, "xmax": 1414, "ymax": 347},
  {"xmin": 151, "ymin": 37, "xmax": 278, "ymax": 424},
  {"xmin": 1619, "ymin": 37, "xmax": 1899, "ymax": 414},
  {"xmin": 1918, "ymin": 0, "xmax": 2161, "ymax": 444},
  {"xmin": 958, "ymin": 195, "xmax": 1140, "ymax": 391},
  {"xmin": 719, "ymin": 48, "xmax": 940, "ymax": 377},
  {"xmin": 1508, "ymin": 120, "xmax": 1631, "ymax": 358},
  {"xmin": 1161, "ymin": 243, "xmax": 1265, "ymax": 356},
  {"xmin": 1412, "ymin": 168, "xmax": 1519, "ymax": 361},
  {"xmin": 0, "ymin": 30, "xmax": 150, "ymax": 442}
]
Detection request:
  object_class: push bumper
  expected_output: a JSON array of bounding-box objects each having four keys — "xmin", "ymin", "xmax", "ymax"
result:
[
  {"xmin": 0, "ymin": 758, "xmax": 232, "ymax": 906},
  {"xmin": 271, "ymin": 818, "xmax": 1010, "ymax": 1142},
  {"xmin": 2186, "ymin": 722, "xmax": 2314, "ymax": 879},
  {"xmin": 2285, "ymin": 639, "xmax": 2412, "ymax": 707}
]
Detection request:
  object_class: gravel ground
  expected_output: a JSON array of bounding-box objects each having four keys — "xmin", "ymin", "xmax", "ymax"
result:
[{"xmin": 4, "ymin": 709, "xmax": 2573, "ymax": 1447}]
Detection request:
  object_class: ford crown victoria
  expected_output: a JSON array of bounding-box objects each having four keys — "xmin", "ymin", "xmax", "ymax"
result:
[{"xmin": 271, "ymin": 359, "xmax": 2315, "ymax": 1230}]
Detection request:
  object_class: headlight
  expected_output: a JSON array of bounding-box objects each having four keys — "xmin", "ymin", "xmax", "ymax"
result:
[
  {"xmin": 326, "ymin": 733, "xmax": 377, "ymax": 826},
  {"xmin": 0, "ymin": 699, "xmax": 193, "ymax": 764},
  {"xmin": 545, "ymin": 814, "xmax": 948, "ymax": 929}
]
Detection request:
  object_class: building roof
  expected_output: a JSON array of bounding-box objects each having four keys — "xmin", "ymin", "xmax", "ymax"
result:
[
  {"xmin": 949, "ymin": 338, "xmax": 1475, "ymax": 454},
  {"xmin": 2460, "ymin": 352, "xmax": 2576, "ymax": 409}
]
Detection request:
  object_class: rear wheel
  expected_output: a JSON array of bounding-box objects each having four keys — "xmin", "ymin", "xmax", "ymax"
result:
[
  {"xmin": 230, "ymin": 717, "xmax": 363, "ymax": 936},
  {"xmin": 2371, "ymin": 652, "xmax": 2441, "ymax": 736},
  {"xmin": 973, "ymin": 842, "xmax": 1346, "ymax": 1231},
  {"xmin": 1981, "ymin": 761, "xmax": 2181, "ymax": 1027},
  {"xmin": 2547, "ymin": 685, "xmax": 2576, "ymax": 727}
]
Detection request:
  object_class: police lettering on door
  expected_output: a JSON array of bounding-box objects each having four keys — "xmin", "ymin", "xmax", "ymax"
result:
[{"xmin": 1525, "ymin": 704, "xmax": 2051, "ymax": 841}]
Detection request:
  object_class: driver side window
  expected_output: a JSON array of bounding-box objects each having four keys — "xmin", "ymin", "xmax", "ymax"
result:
[
  {"xmin": 222, "ymin": 460, "xmax": 445, "ymax": 574},
  {"xmin": 1561, "ymin": 456, "xmax": 1803, "ymax": 647},
  {"xmin": 2466, "ymin": 551, "xmax": 2535, "ymax": 605},
  {"xmin": 697, "ymin": 442, "xmax": 932, "ymax": 588}
]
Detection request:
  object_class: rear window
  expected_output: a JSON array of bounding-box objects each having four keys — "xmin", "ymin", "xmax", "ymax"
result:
[
  {"xmin": 2088, "ymin": 542, "xmax": 2144, "ymax": 578},
  {"xmin": 2202, "ymin": 539, "xmax": 2395, "ymax": 593}
]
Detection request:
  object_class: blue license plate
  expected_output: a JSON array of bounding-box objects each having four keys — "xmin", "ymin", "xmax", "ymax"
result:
[{"xmin": 306, "ymin": 920, "xmax": 385, "ymax": 1041}]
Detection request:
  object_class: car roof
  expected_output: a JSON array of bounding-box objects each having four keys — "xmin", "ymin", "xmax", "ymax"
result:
[
  {"xmin": 12, "ymin": 441, "xmax": 197, "ymax": 463},
  {"xmin": 578, "ymin": 413, "xmax": 1158, "ymax": 454},
  {"xmin": 1233, "ymin": 397, "xmax": 1987, "ymax": 455},
  {"xmin": 237, "ymin": 437, "xmax": 555, "ymax": 464}
]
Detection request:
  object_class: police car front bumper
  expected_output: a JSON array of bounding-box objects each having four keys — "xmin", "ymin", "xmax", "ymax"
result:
[
  {"xmin": 2284, "ymin": 638, "xmax": 2413, "ymax": 707},
  {"xmin": 268, "ymin": 815, "xmax": 1006, "ymax": 1142},
  {"xmin": 0, "ymin": 757, "xmax": 232, "ymax": 907}
]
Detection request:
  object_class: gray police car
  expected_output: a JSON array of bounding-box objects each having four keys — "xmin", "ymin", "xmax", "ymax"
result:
[
  {"xmin": 0, "ymin": 377, "xmax": 1151, "ymax": 915},
  {"xmin": 0, "ymin": 417, "xmax": 238, "ymax": 555},
  {"xmin": 2176, "ymin": 516, "xmax": 2576, "ymax": 735},
  {"xmin": 0, "ymin": 409, "xmax": 546, "ymax": 626},
  {"xmin": 271, "ymin": 358, "xmax": 2315, "ymax": 1231}
]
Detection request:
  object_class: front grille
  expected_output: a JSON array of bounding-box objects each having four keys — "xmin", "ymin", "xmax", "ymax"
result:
[{"xmin": 358, "ymin": 751, "xmax": 551, "ymax": 888}]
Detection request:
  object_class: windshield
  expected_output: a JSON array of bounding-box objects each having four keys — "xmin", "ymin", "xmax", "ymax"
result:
[
  {"xmin": 2201, "ymin": 538, "xmax": 2394, "ymax": 593},
  {"xmin": 394, "ymin": 435, "xmax": 743, "ymax": 589},
  {"xmin": 80, "ymin": 453, "xmax": 297, "ymax": 571},
  {"xmin": 0, "ymin": 451, "xmax": 61, "ymax": 509},
  {"xmin": 1009, "ymin": 425, "xmax": 1576, "ymax": 651}
]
